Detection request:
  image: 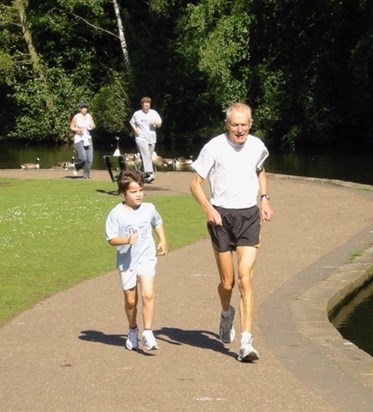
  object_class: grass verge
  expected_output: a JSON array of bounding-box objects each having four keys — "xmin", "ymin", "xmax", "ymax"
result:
[{"xmin": 0, "ymin": 177, "xmax": 206, "ymax": 326}]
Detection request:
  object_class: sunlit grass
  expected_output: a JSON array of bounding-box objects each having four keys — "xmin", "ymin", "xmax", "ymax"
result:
[{"xmin": 0, "ymin": 178, "xmax": 207, "ymax": 325}]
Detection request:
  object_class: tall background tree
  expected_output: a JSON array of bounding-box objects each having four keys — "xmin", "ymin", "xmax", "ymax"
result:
[
  {"xmin": 0, "ymin": 0, "xmax": 371, "ymax": 151},
  {"xmin": 0, "ymin": 0, "xmax": 131, "ymax": 142}
]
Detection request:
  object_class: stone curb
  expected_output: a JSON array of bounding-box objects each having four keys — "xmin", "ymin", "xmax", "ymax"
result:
[
  {"xmin": 275, "ymin": 173, "xmax": 373, "ymax": 387},
  {"xmin": 259, "ymin": 174, "xmax": 373, "ymax": 411},
  {"xmin": 294, "ymin": 245, "xmax": 373, "ymax": 388}
]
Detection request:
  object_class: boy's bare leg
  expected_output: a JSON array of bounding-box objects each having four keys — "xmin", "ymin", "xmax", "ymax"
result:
[
  {"xmin": 139, "ymin": 275, "xmax": 155, "ymax": 330},
  {"xmin": 124, "ymin": 287, "xmax": 138, "ymax": 328}
]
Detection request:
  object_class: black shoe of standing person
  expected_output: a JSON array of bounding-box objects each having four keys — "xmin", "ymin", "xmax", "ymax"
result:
[{"xmin": 144, "ymin": 174, "xmax": 154, "ymax": 183}]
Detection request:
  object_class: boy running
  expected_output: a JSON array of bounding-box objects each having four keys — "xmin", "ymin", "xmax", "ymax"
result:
[{"xmin": 105, "ymin": 169, "xmax": 168, "ymax": 351}]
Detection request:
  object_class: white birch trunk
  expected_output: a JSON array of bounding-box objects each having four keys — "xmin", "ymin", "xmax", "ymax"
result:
[{"xmin": 112, "ymin": 0, "xmax": 130, "ymax": 66}]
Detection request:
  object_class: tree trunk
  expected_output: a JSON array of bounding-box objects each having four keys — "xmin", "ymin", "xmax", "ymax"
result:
[
  {"xmin": 112, "ymin": 0, "xmax": 130, "ymax": 66},
  {"xmin": 13, "ymin": 0, "xmax": 46, "ymax": 83}
]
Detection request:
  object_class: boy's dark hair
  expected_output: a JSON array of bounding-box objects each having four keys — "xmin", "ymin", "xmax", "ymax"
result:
[{"xmin": 117, "ymin": 169, "xmax": 145, "ymax": 194}]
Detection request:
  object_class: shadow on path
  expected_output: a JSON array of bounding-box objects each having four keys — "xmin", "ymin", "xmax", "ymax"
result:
[
  {"xmin": 157, "ymin": 327, "xmax": 237, "ymax": 359},
  {"xmin": 78, "ymin": 330, "xmax": 158, "ymax": 356},
  {"xmin": 79, "ymin": 330, "xmax": 125, "ymax": 347},
  {"xmin": 79, "ymin": 327, "xmax": 237, "ymax": 359}
]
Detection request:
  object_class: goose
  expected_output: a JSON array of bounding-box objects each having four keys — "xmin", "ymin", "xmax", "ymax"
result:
[
  {"xmin": 123, "ymin": 153, "xmax": 142, "ymax": 170},
  {"xmin": 55, "ymin": 156, "xmax": 75, "ymax": 169},
  {"xmin": 20, "ymin": 157, "xmax": 40, "ymax": 170},
  {"xmin": 173, "ymin": 156, "xmax": 194, "ymax": 172},
  {"xmin": 62, "ymin": 156, "xmax": 76, "ymax": 170},
  {"xmin": 152, "ymin": 151, "xmax": 173, "ymax": 171}
]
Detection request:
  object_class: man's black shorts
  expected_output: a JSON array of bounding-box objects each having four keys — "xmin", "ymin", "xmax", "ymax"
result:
[{"xmin": 207, "ymin": 206, "xmax": 260, "ymax": 252}]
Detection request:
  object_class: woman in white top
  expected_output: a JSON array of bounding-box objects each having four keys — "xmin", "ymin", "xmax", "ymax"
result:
[{"xmin": 70, "ymin": 102, "xmax": 96, "ymax": 179}]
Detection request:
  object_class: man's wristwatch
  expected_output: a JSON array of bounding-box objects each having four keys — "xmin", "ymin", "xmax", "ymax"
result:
[{"xmin": 260, "ymin": 193, "xmax": 270, "ymax": 201}]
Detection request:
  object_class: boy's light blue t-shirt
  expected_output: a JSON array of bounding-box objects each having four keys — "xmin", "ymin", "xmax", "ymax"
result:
[{"xmin": 105, "ymin": 202, "xmax": 162, "ymax": 272}]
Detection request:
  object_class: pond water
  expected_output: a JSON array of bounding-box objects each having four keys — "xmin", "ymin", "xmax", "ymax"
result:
[
  {"xmin": 331, "ymin": 281, "xmax": 373, "ymax": 356},
  {"xmin": 0, "ymin": 139, "xmax": 372, "ymax": 185}
]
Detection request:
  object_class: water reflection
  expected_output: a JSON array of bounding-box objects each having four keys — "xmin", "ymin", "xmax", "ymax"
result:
[
  {"xmin": 331, "ymin": 281, "xmax": 373, "ymax": 356},
  {"xmin": 265, "ymin": 152, "xmax": 373, "ymax": 185}
]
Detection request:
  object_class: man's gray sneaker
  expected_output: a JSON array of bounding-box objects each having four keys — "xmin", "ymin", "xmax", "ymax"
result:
[
  {"xmin": 219, "ymin": 305, "xmax": 235, "ymax": 343},
  {"xmin": 126, "ymin": 327, "xmax": 138, "ymax": 351}
]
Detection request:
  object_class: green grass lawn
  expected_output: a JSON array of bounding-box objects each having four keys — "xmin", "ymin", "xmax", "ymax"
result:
[{"xmin": 0, "ymin": 177, "xmax": 207, "ymax": 326}]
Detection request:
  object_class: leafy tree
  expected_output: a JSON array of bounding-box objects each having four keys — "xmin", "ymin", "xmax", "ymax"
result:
[
  {"xmin": 2, "ymin": 0, "xmax": 132, "ymax": 142},
  {"xmin": 176, "ymin": 0, "xmax": 252, "ymax": 108},
  {"xmin": 92, "ymin": 71, "xmax": 131, "ymax": 138},
  {"xmin": 9, "ymin": 64, "xmax": 91, "ymax": 142},
  {"xmin": 0, "ymin": 0, "xmax": 372, "ymax": 150},
  {"xmin": 249, "ymin": 0, "xmax": 373, "ymax": 150}
]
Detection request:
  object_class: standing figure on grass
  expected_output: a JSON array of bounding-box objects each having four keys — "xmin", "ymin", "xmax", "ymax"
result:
[
  {"xmin": 105, "ymin": 169, "xmax": 168, "ymax": 351},
  {"xmin": 70, "ymin": 101, "xmax": 96, "ymax": 179},
  {"xmin": 129, "ymin": 97, "xmax": 162, "ymax": 184},
  {"xmin": 190, "ymin": 102, "xmax": 274, "ymax": 362}
]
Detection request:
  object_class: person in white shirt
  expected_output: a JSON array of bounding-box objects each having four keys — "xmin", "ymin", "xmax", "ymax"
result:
[
  {"xmin": 130, "ymin": 97, "xmax": 162, "ymax": 183},
  {"xmin": 70, "ymin": 101, "xmax": 95, "ymax": 179},
  {"xmin": 105, "ymin": 169, "xmax": 168, "ymax": 351},
  {"xmin": 190, "ymin": 102, "xmax": 274, "ymax": 362}
]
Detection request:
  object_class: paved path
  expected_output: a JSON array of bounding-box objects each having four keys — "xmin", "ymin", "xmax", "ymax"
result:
[{"xmin": 0, "ymin": 169, "xmax": 372, "ymax": 411}]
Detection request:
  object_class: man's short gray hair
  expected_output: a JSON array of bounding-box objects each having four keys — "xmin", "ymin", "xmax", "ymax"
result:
[{"xmin": 226, "ymin": 103, "xmax": 252, "ymax": 122}]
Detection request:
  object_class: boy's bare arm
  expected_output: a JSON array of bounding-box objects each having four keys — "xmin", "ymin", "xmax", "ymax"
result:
[
  {"xmin": 155, "ymin": 224, "xmax": 168, "ymax": 255},
  {"xmin": 108, "ymin": 231, "xmax": 138, "ymax": 246}
]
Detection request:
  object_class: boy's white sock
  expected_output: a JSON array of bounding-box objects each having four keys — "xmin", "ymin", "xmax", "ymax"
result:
[{"xmin": 241, "ymin": 332, "xmax": 252, "ymax": 344}]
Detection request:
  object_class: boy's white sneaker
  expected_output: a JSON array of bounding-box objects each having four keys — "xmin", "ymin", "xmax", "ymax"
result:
[
  {"xmin": 126, "ymin": 328, "xmax": 138, "ymax": 351},
  {"xmin": 238, "ymin": 339, "xmax": 259, "ymax": 362},
  {"xmin": 142, "ymin": 331, "xmax": 159, "ymax": 350},
  {"xmin": 72, "ymin": 165, "xmax": 78, "ymax": 177}
]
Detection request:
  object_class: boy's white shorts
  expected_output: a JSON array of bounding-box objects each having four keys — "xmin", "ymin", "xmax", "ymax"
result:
[{"xmin": 118, "ymin": 259, "xmax": 157, "ymax": 290}]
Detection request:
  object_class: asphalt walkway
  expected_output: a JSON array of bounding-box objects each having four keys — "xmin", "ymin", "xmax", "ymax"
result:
[{"xmin": 0, "ymin": 169, "xmax": 372, "ymax": 411}]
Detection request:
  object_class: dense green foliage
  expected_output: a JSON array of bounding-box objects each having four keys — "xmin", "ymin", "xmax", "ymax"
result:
[
  {"xmin": 0, "ymin": 177, "xmax": 207, "ymax": 325},
  {"xmin": 0, "ymin": 0, "xmax": 372, "ymax": 151}
]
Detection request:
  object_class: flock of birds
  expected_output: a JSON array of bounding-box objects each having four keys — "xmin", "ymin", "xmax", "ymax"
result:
[
  {"xmin": 20, "ymin": 157, "xmax": 75, "ymax": 170},
  {"xmin": 151, "ymin": 152, "xmax": 193, "ymax": 171},
  {"xmin": 112, "ymin": 151, "xmax": 194, "ymax": 172},
  {"xmin": 20, "ymin": 152, "xmax": 194, "ymax": 172}
]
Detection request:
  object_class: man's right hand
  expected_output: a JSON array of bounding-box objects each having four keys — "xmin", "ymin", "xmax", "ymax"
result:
[{"xmin": 207, "ymin": 207, "xmax": 223, "ymax": 226}]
